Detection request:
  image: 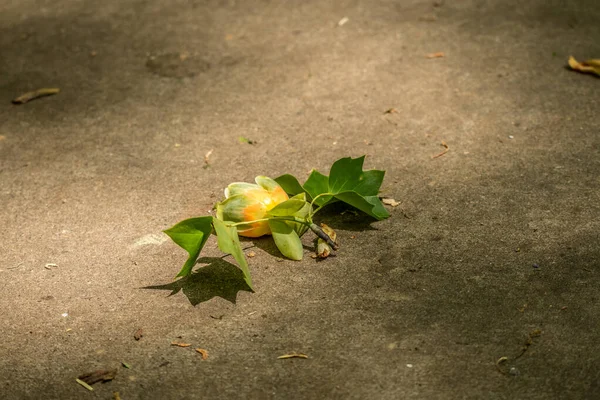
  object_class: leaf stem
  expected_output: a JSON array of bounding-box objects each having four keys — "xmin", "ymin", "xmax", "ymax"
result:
[
  {"xmin": 225, "ymin": 216, "xmax": 312, "ymax": 228},
  {"xmin": 222, "ymin": 216, "xmax": 337, "ymax": 249},
  {"xmin": 309, "ymin": 192, "xmax": 334, "ymax": 218}
]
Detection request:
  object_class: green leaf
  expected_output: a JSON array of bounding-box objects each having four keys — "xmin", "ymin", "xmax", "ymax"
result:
[
  {"xmin": 274, "ymin": 174, "xmax": 305, "ymax": 196},
  {"xmin": 268, "ymin": 220, "xmax": 303, "ymax": 260},
  {"xmin": 164, "ymin": 216, "xmax": 213, "ymax": 278},
  {"xmin": 303, "ymin": 170, "xmax": 331, "ymax": 205},
  {"xmin": 313, "ymin": 156, "xmax": 389, "ymax": 220},
  {"xmin": 289, "ymin": 193, "xmax": 311, "ymax": 236},
  {"xmin": 266, "ymin": 198, "xmax": 308, "ymax": 217},
  {"xmin": 266, "ymin": 193, "xmax": 311, "ymax": 236},
  {"xmin": 328, "ymin": 156, "xmax": 383, "ymax": 196},
  {"xmin": 277, "ymin": 156, "xmax": 389, "ymax": 220},
  {"xmin": 351, "ymin": 170, "xmax": 385, "ymax": 196},
  {"xmin": 326, "ymin": 156, "xmax": 388, "ymax": 219},
  {"xmin": 212, "ymin": 218, "xmax": 254, "ymax": 290},
  {"xmin": 334, "ymin": 192, "xmax": 390, "ymax": 220}
]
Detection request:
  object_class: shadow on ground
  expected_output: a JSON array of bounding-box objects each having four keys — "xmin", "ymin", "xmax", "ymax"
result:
[{"xmin": 143, "ymin": 257, "xmax": 253, "ymax": 305}]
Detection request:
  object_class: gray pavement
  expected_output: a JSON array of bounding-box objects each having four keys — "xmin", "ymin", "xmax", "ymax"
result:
[{"xmin": 1, "ymin": 0, "xmax": 599, "ymax": 399}]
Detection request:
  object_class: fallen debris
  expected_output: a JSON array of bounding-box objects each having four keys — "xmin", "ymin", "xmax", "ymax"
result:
[
  {"xmin": 568, "ymin": 56, "xmax": 600, "ymax": 77},
  {"xmin": 337, "ymin": 17, "xmax": 349, "ymax": 26},
  {"xmin": 383, "ymin": 108, "xmax": 398, "ymax": 114},
  {"xmin": 515, "ymin": 329, "xmax": 542, "ymax": 359},
  {"xmin": 382, "ymin": 198, "xmax": 400, "ymax": 207},
  {"xmin": 195, "ymin": 348, "xmax": 209, "ymax": 360},
  {"xmin": 134, "ymin": 328, "xmax": 143, "ymax": 341},
  {"xmin": 203, "ymin": 149, "xmax": 213, "ymax": 169},
  {"xmin": 75, "ymin": 378, "xmax": 94, "ymax": 391},
  {"xmin": 431, "ymin": 141, "xmax": 449, "ymax": 159},
  {"xmin": 246, "ymin": 251, "xmax": 256, "ymax": 258},
  {"xmin": 12, "ymin": 88, "xmax": 60, "ymax": 104},
  {"xmin": 317, "ymin": 223, "xmax": 337, "ymax": 258},
  {"xmin": 495, "ymin": 356, "xmax": 509, "ymax": 375},
  {"xmin": 426, "ymin": 52, "xmax": 445, "ymax": 58},
  {"xmin": 171, "ymin": 341, "xmax": 192, "ymax": 347},
  {"xmin": 238, "ymin": 136, "xmax": 256, "ymax": 145},
  {"xmin": 496, "ymin": 329, "xmax": 542, "ymax": 375},
  {"xmin": 277, "ymin": 353, "xmax": 308, "ymax": 359},
  {"xmin": 77, "ymin": 369, "xmax": 117, "ymax": 385}
]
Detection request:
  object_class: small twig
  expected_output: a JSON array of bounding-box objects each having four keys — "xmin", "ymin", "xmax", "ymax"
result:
[
  {"xmin": 278, "ymin": 353, "xmax": 308, "ymax": 359},
  {"xmin": 426, "ymin": 52, "xmax": 445, "ymax": 59},
  {"xmin": 514, "ymin": 329, "xmax": 542, "ymax": 360},
  {"xmin": 310, "ymin": 223, "xmax": 338, "ymax": 250},
  {"xmin": 495, "ymin": 356, "xmax": 509, "ymax": 375},
  {"xmin": 12, "ymin": 88, "xmax": 60, "ymax": 104},
  {"xmin": 431, "ymin": 141, "xmax": 449, "ymax": 159},
  {"xmin": 203, "ymin": 149, "xmax": 213, "ymax": 169},
  {"xmin": 75, "ymin": 378, "xmax": 94, "ymax": 391}
]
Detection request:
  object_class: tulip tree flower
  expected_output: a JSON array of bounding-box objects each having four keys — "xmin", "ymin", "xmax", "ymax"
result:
[
  {"xmin": 216, "ymin": 176, "xmax": 289, "ymax": 237},
  {"xmin": 165, "ymin": 156, "xmax": 389, "ymax": 292}
]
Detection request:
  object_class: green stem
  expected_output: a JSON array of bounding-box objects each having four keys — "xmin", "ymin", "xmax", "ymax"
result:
[
  {"xmin": 223, "ymin": 216, "xmax": 338, "ymax": 250},
  {"xmin": 309, "ymin": 192, "xmax": 334, "ymax": 218},
  {"xmin": 225, "ymin": 216, "xmax": 312, "ymax": 228}
]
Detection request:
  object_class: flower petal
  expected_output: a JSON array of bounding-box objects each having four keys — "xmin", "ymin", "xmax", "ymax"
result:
[
  {"xmin": 255, "ymin": 176, "xmax": 289, "ymax": 208},
  {"xmin": 255, "ymin": 176, "xmax": 281, "ymax": 192},
  {"xmin": 224, "ymin": 182, "xmax": 262, "ymax": 198},
  {"xmin": 217, "ymin": 194, "xmax": 266, "ymax": 223},
  {"xmin": 237, "ymin": 223, "xmax": 272, "ymax": 237}
]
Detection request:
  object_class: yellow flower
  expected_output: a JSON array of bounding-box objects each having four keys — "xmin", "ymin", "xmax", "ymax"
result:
[{"xmin": 216, "ymin": 176, "xmax": 289, "ymax": 237}]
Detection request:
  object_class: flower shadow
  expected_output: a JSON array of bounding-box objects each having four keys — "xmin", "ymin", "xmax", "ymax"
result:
[{"xmin": 143, "ymin": 257, "xmax": 253, "ymax": 306}]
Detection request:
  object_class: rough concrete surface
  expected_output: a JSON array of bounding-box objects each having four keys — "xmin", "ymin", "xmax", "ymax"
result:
[{"xmin": 1, "ymin": 0, "xmax": 599, "ymax": 399}]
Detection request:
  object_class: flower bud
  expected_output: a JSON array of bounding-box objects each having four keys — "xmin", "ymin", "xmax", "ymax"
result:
[{"xmin": 216, "ymin": 176, "xmax": 289, "ymax": 237}]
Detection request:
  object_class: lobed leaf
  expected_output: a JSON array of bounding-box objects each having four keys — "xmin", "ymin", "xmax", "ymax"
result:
[
  {"xmin": 268, "ymin": 220, "xmax": 304, "ymax": 260},
  {"xmin": 303, "ymin": 170, "xmax": 331, "ymax": 205},
  {"xmin": 212, "ymin": 218, "xmax": 254, "ymax": 290},
  {"xmin": 274, "ymin": 174, "xmax": 305, "ymax": 196},
  {"xmin": 164, "ymin": 216, "xmax": 214, "ymax": 278},
  {"xmin": 275, "ymin": 156, "xmax": 389, "ymax": 220}
]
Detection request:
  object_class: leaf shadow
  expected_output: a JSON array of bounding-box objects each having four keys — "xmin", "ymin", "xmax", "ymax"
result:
[
  {"xmin": 143, "ymin": 257, "xmax": 253, "ymax": 306},
  {"xmin": 312, "ymin": 202, "xmax": 380, "ymax": 232},
  {"xmin": 249, "ymin": 236, "xmax": 284, "ymax": 258}
]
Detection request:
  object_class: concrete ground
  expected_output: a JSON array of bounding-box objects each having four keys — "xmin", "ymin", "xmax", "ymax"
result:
[{"xmin": 1, "ymin": 0, "xmax": 599, "ymax": 399}]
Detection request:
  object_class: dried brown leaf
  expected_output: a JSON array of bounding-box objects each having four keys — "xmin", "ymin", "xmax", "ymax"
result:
[
  {"xmin": 171, "ymin": 341, "xmax": 191, "ymax": 347},
  {"xmin": 195, "ymin": 348, "xmax": 209, "ymax": 360},
  {"xmin": 568, "ymin": 56, "xmax": 600, "ymax": 76},
  {"xmin": 317, "ymin": 224, "xmax": 337, "ymax": 259},
  {"xmin": 382, "ymin": 198, "xmax": 400, "ymax": 207},
  {"xmin": 431, "ymin": 141, "xmax": 449, "ymax": 159},
  {"xmin": 426, "ymin": 52, "xmax": 445, "ymax": 59}
]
